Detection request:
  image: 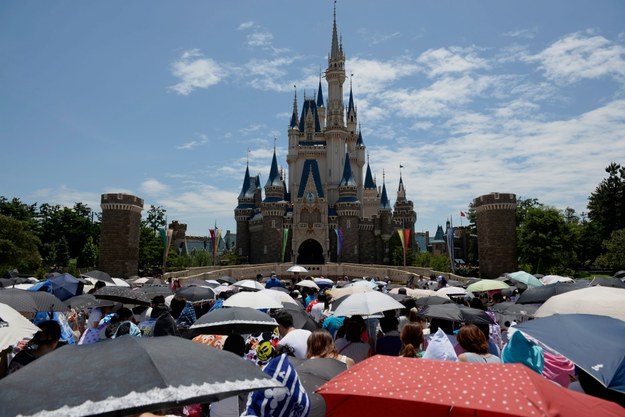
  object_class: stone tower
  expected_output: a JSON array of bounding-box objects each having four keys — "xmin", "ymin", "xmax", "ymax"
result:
[
  {"xmin": 473, "ymin": 192, "xmax": 517, "ymax": 279},
  {"xmin": 99, "ymin": 193, "xmax": 143, "ymax": 278}
]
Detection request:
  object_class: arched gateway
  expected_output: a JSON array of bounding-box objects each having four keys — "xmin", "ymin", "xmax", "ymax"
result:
[{"xmin": 297, "ymin": 239, "xmax": 324, "ymax": 264}]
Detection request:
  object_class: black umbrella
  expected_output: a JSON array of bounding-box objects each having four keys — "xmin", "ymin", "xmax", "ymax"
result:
[
  {"xmin": 0, "ymin": 336, "xmax": 281, "ymax": 417},
  {"xmin": 0, "ymin": 288, "xmax": 37, "ymax": 312},
  {"xmin": 614, "ymin": 270, "xmax": 625, "ymax": 279},
  {"xmin": 516, "ymin": 281, "xmax": 589, "ymax": 304},
  {"xmin": 28, "ymin": 291, "xmax": 69, "ymax": 313},
  {"xmin": 144, "ymin": 278, "xmax": 165, "ymax": 286},
  {"xmin": 190, "ymin": 307, "xmax": 277, "ymax": 335},
  {"xmin": 82, "ymin": 269, "xmax": 115, "ymax": 284},
  {"xmin": 289, "ymin": 357, "xmax": 348, "ymax": 417},
  {"xmin": 183, "ymin": 279, "xmax": 213, "ymax": 287},
  {"xmin": 64, "ymin": 294, "xmax": 117, "ymax": 310},
  {"xmin": 0, "ymin": 277, "xmax": 30, "ymax": 287},
  {"xmin": 418, "ymin": 304, "xmax": 493, "ymax": 326},
  {"xmin": 590, "ymin": 276, "xmax": 625, "ymax": 288},
  {"xmin": 268, "ymin": 286, "xmax": 290, "ymax": 294},
  {"xmin": 176, "ymin": 285, "xmax": 215, "ymax": 302},
  {"xmin": 489, "ymin": 301, "xmax": 538, "ymax": 317},
  {"xmin": 281, "ymin": 303, "xmax": 319, "ymax": 331},
  {"xmin": 94, "ymin": 286, "xmax": 152, "ymax": 306},
  {"xmin": 139, "ymin": 285, "xmax": 173, "ymax": 297},
  {"xmin": 413, "ymin": 295, "xmax": 453, "ymax": 306},
  {"xmin": 217, "ymin": 275, "xmax": 236, "ymax": 285}
]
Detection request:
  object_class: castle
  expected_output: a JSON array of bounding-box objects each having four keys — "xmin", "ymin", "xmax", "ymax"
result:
[{"xmin": 235, "ymin": 6, "xmax": 416, "ymax": 265}]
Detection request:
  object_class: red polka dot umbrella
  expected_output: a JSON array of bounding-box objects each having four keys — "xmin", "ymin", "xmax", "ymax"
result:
[{"xmin": 316, "ymin": 355, "xmax": 624, "ymax": 417}]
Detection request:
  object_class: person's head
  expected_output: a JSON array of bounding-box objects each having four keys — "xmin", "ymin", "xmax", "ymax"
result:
[
  {"xmin": 116, "ymin": 307, "xmax": 134, "ymax": 322},
  {"xmin": 151, "ymin": 295, "xmax": 165, "ymax": 307},
  {"xmin": 223, "ymin": 334, "xmax": 246, "ymax": 357},
  {"xmin": 492, "ymin": 293, "xmax": 504, "ymax": 304},
  {"xmin": 398, "ymin": 288, "xmax": 407, "ymax": 295},
  {"xmin": 379, "ymin": 313, "xmax": 398, "ymax": 333},
  {"xmin": 273, "ymin": 310, "xmax": 295, "ymax": 335},
  {"xmin": 256, "ymin": 273, "xmax": 263, "ymax": 282},
  {"xmin": 430, "ymin": 318, "xmax": 454, "ymax": 335},
  {"xmin": 169, "ymin": 295, "xmax": 187, "ymax": 319},
  {"xmin": 32, "ymin": 320, "xmax": 61, "ymax": 350},
  {"xmin": 469, "ymin": 297, "xmax": 485, "ymax": 311},
  {"xmin": 94, "ymin": 280, "xmax": 106, "ymax": 290},
  {"xmin": 306, "ymin": 329, "xmax": 337, "ymax": 359},
  {"xmin": 400, "ymin": 322, "xmax": 424, "ymax": 357},
  {"xmin": 457, "ymin": 324, "xmax": 489, "ymax": 354},
  {"xmin": 345, "ymin": 315, "xmax": 365, "ymax": 342}
]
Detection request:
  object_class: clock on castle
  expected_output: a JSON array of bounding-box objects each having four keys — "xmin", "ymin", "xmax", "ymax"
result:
[{"xmin": 234, "ymin": 4, "xmax": 416, "ymax": 265}]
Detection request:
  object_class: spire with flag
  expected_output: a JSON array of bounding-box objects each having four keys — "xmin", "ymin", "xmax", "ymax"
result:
[{"xmin": 209, "ymin": 221, "xmax": 221, "ymax": 266}]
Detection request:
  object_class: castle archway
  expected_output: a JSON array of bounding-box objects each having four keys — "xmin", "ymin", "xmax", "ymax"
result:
[{"xmin": 297, "ymin": 239, "xmax": 324, "ymax": 265}]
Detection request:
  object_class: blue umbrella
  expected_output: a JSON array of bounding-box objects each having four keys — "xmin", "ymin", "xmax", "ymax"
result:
[
  {"xmin": 514, "ymin": 314, "xmax": 625, "ymax": 393},
  {"xmin": 507, "ymin": 271, "xmax": 543, "ymax": 287}
]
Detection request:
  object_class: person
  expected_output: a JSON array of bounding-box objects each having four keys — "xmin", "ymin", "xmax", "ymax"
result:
[
  {"xmin": 334, "ymin": 315, "xmax": 372, "ymax": 363},
  {"xmin": 309, "ymin": 292, "xmax": 329, "ymax": 324},
  {"xmin": 456, "ymin": 324, "xmax": 501, "ymax": 363},
  {"xmin": 501, "ymin": 329, "xmax": 544, "ymax": 374},
  {"xmin": 264, "ymin": 271, "xmax": 283, "ymax": 289},
  {"xmin": 150, "ymin": 296, "xmax": 180, "ymax": 337},
  {"xmin": 209, "ymin": 334, "xmax": 248, "ymax": 417},
  {"xmin": 306, "ymin": 329, "xmax": 354, "ymax": 368},
  {"xmin": 375, "ymin": 312, "xmax": 402, "ymax": 356},
  {"xmin": 105, "ymin": 307, "xmax": 142, "ymax": 339},
  {"xmin": 170, "ymin": 295, "xmax": 197, "ymax": 328},
  {"xmin": 87, "ymin": 280, "xmax": 106, "ymax": 294},
  {"xmin": 274, "ymin": 310, "xmax": 311, "ymax": 359},
  {"xmin": 399, "ymin": 322, "xmax": 424, "ymax": 358},
  {"xmin": 255, "ymin": 273, "xmax": 263, "ymax": 283},
  {"xmin": 7, "ymin": 320, "xmax": 61, "ymax": 375}
]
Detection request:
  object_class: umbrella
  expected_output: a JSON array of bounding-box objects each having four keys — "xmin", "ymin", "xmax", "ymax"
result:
[
  {"xmin": 332, "ymin": 291, "xmax": 404, "ymax": 317},
  {"xmin": 190, "ymin": 306, "xmax": 277, "ymax": 335},
  {"xmin": 328, "ymin": 285, "xmax": 372, "ymax": 300},
  {"xmin": 176, "ymin": 285, "xmax": 215, "ymax": 302},
  {"xmin": 296, "ymin": 279, "xmax": 320, "ymax": 290},
  {"xmin": 143, "ymin": 278, "xmax": 165, "ymax": 286},
  {"xmin": 138, "ymin": 285, "xmax": 172, "ymax": 297},
  {"xmin": 47, "ymin": 273, "xmax": 84, "ymax": 301},
  {"xmin": 590, "ymin": 276, "xmax": 625, "ymax": 288},
  {"xmin": 314, "ymin": 277, "xmax": 334, "ymax": 287},
  {"xmin": 516, "ymin": 281, "xmax": 589, "ymax": 304},
  {"xmin": 223, "ymin": 291, "xmax": 283, "ymax": 309},
  {"xmin": 490, "ymin": 302, "xmax": 538, "ymax": 318},
  {"xmin": 0, "ymin": 288, "xmax": 38, "ymax": 313},
  {"xmin": 63, "ymin": 294, "xmax": 116, "ymax": 310},
  {"xmin": 466, "ymin": 279, "xmax": 509, "ymax": 293},
  {"xmin": 0, "ymin": 336, "xmax": 281, "ymax": 417},
  {"xmin": 81, "ymin": 269, "xmax": 115, "ymax": 284},
  {"xmin": 281, "ymin": 303, "xmax": 319, "ymax": 331},
  {"xmin": 534, "ymin": 286, "xmax": 625, "ymax": 322},
  {"xmin": 290, "ymin": 357, "xmax": 348, "ymax": 417},
  {"xmin": 614, "ymin": 270, "xmax": 625, "ymax": 279},
  {"xmin": 412, "ymin": 295, "xmax": 452, "ymax": 306},
  {"xmin": 514, "ymin": 314, "xmax": 625, "ymax": 393},
  {"xmin": 0, "ymin": 302, "xmax": 40, "ymax": 351},
  {"xmin": 0, "ymin": 277, "xmax": 31, "ymax": 287},
  {"xmin": 435, "ymin": 286, "xmax": 467, "ymax": 296},
  {"xmin": 349, "ymin": 280, "xmax": 378, "ymax": 289},
  {"xmin": 216, "ymin": 275, "xmax": 236, "ymax": 285},
  {"xmin": 130, "ymin": 277, "xmax": 150, "ymax": 285},
  {"xmin": 418, "ymin": 304, "xmax": 494, "ymax": 326},
  {"xmin": 257, "ymin": 289, "xmax": 300, "ymax": 307},
  {"xmin": 506, "ymin": 271, "xmax": 543, "ymax": 287},
  {"xmin": 94, "ymin": 286, "xmax": 152, "ymax": 306},
  {"xmin": 540, "ymin": 275, "xmax": 574, "ymax": 285},
  {"xmin": 233, "ymin": 279, "xmax": 265, "ymax": 291},
  {"xmin": 111, "ymin": 277, "xmax": 130, "ymax": 287},
  {"xmin": 287, "ymin": 265, "xmax": 308, "ymax": 273},
  {"xmin": 316, "ymin": 355, "xmax": 625, "ymax": 417}
]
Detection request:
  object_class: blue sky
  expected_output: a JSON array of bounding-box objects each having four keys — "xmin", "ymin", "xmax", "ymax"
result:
[{"xmin": 1, "ymin": 1, "xmax": 624, "ymax": 237}]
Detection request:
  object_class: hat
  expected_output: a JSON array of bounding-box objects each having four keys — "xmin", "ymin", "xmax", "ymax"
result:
[
  {"xmin": 502, "ymin": 330, "xmax": 544, "ymax": 374},
  {"xmin": 270, "ymin": 271, "xmax": 276, "ymax": 276}
]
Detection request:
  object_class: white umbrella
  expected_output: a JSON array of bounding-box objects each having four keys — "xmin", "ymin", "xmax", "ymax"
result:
[
  {"xmin": 233, "ymin": 279, "xmax": 265, "ymax": 291},
  {"xmin": 436, "ymin": 286, "xmax": 467, "ymax": 296},
  {"xmin": 132, "ymin": 277, "xmax": 150, "ymax": 285},
  {"xmin": 296, "ymin": 280, "xmax": 320, "ymax": 290},
  {"xmin": 314, "ymin": 277, "xmax": 334, "ymax": 286},
  {"xmin": 328, "ymin": 285, "xmax": 372, "ymax": 300},
  {"xmin": 388, "ymin": 288, "xmax": 442, "ymax": 299},
  {"xmin": 540, "ymin": 275, "xmax": 574, "ymax": 285},
  {"xmin": 332, "ymin": 291, "xmax": 405, "ymax": 317},
  {"xmin": 349, "ymin": 280, "xmax": 378, "ymax": 289},
  {"xmin": 534, "ymin": 286, "xmax": 625, "ymax": 322},
  {"xmin": 111, "ymin": 277, "xmax": 130, "ymax": 287},
  {"xmin": 287, "ymin": 265, "xmax": 308, "ymax": 273},
  {"xmin": 0, "ymin": 302, "xmax": 41, "ymax": 351},
  {"xmin": 223, "ymin": 291, "xmax": 283, "ymax": 309},
  {"xmin": 256, "ymin": 289, "xmax": 299, "ymax": 306}
]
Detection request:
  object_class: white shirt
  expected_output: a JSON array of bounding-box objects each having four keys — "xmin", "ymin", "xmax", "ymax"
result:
[{"xmin": 278, "ymin": 329, "xmax": 311, "ymax": 359}]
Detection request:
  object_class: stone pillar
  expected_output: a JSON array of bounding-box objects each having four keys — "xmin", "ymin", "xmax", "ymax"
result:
[
  {"xmin": 474, "ymin": 193, "xmax": 517, "ymax": 279},
  {"xmin": 99, "ymin": 193, "xmax": 144, "ymax": 278}
]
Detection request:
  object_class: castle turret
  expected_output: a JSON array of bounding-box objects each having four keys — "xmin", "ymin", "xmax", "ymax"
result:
[
  {"xmin": 326, "ymin": 3, "xmax": 346, "ymax": 129},
  {"xmin": 261, "ymin": 149, "xmax": 288, "ymax": 262},
  {"xmin": 235, "ymin": 163, "xmax": 256, "ymax": 260},
  {"xmin": 336, "ymin": 153, "xmax": 360, "ymax": 262},
  {"xmin": 393, "ymin": 172, "xmax": 417, "ymax": 253},
  {"xmin": 346, "ymin": 80, "xmax": 357, "ymax": 134},
  {"xmin": 316, "ymin": 76, "xmax": 326, "ymax": 131},
  {"xmin": 362, "ymin": 159, "xmax": 378, "ymax": 219}
]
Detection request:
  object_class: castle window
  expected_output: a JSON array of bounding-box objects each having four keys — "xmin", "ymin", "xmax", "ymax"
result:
[{"xmin": 272, "ymin": 220, "xmax": 276, "ymax": 228}]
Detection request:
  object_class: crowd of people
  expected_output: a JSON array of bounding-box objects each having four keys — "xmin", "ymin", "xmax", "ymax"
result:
[{"xmin": 1, "ymin": 271, "xmax": 624, "ymax": 416}]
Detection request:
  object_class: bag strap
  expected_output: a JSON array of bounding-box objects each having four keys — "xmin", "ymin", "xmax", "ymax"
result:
[{"xmin": 338, "ymin": 341, "xmax": 353, "ymax": 354}]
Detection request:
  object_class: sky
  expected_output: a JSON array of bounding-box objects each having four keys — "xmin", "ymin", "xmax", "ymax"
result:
[{"xmin": 1, "ymin": 1, "xmax": 624, "ymax": 237}]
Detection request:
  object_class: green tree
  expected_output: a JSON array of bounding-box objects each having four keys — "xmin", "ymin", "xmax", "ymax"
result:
[
  {"xmin": 138, "ymin": 226, "xmax": 164, "ymax": 276},
  {"xmin": 594, "ymin": 229, "xmax": 625, "ymax": 271},
  {"xmin": 0, "ymin": 214, "xmax": 41, "ymax": 272},
  {"xmin": 587, "ymin": 163, "xmax": 625, "ymax": 242},
  {"xmin": 56, "ymin": 236, "xmax": 70, "ymax": 268},
  {"xmin": 78, "ymin": 236, "xmax": 99, "ymax": 268},
  {"xmin": 144, "ymin": 205, "xmax": 167, "ymax": 234},
  {"xmin": 517, "ymin": 206, "xmax": 578, "ymax": 275},
  {"xmin": 0, "ymin": 197, "xmax": 37, "ymax": 224}
]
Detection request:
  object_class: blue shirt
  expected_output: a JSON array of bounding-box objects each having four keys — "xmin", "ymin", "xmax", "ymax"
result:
[{"xmin": 265, "ymin": 277, "xmax": 283, "ymax": 289}]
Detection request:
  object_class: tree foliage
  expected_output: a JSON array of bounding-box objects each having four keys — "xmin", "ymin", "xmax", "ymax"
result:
[
  {"xmin": 587, "ymin": 163, "xmax": 625, "ymax": 242},
  {"xmin": 0, "ymin": 214, "xmax": 41, "ymax": 272},
  {"xmin": 144, "ymin": 205, "xmax": 167, "ymax": 234},
  {"xmin": 594, "ymin": 229, "xmax": 625, "ymax": 271}
]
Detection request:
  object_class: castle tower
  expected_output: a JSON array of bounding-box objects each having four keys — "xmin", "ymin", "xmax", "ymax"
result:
[
  {"xmin": 261, "ymin": 149, "xmax": 288, "ymax": 262},
  {"xmin": 377, "ymin": 175, "xmax": 393, "ymax": 263},
  {"xmin": 235, "ymin": 164, "xmax": 255, "ymax": 260},
  {"xmin": 99, "ymin": 193, "xmax": 143, "ymax": 278},
  {"xmin": 336, "ymin": 152, "xmax": 361, "ymax": 262},
  {"xmin": 393, "ymin": 173, "xmax": 417, "ymax": 253},
  {"xmin": 473, "ymin": 192, "xmax": 518, "ymax": 279},
  {"xmin": 362, "ymin": 158, "xmax": 378, "ymax": 219}
]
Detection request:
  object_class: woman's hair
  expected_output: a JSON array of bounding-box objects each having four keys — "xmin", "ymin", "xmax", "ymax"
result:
[
  {"xmin": 344, "ymin": 315, "xmax": 365, "ymax": 342},
  {"xmin": 222, "ymin": 334, "xmax": 246, "ymax": 357},
  {"xmin": 32, "ymin": 320, "xmax": 61, "ymax": 346},
  {"xmin": 306, "ymin": 329, "xmax": 337, "ymax": 359},
  {"xmin": 399, "ymin": 322, "xmax": 423, "ymax": 357},
  {"xmin": 457, "ymin": 324, "xmax": 489, "ymax": 354},
  {"xmin": 169, "ymin": 296, "xmax": 186, "ymax": 319}
]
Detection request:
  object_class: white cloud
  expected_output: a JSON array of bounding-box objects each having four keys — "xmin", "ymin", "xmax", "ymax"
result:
[
  {"xmin": 503, "ymin": 28, "xmax": 538, "ymax": 39},
  {"xmin": 357, "ymin": 28, "xmax": 400, "ymax": 46},
  {"xmin": 238, "ymin": 21, "xmax": 255, "ymax": 30},
  {"xmin": 417, "ymin": 46, "xmax": 490, "ymax": 78},
  {"xmin": 31, "ymin": 186, "xmax": 101, "ymax": 211},
  {"xmin": 247, "ymin": 31, "xmax": 274, "ymax": 47},
  {"xmin": 345, "ymin": 57, "xmax": 420, "ymax": 95},
  {"xmin": 169, "ymin": 49, "xmax": 227, "ymax": 95},
  {"xmin": 140, "ymin": 179, "xmax": 170, "ymax": 196},
  {"xmin": 177, "ymin": 133, "xmax": 209, "ymax": 150},
  {"xmin": 524, "ymin": 31, "xmax": 625, "ymax": 84}
]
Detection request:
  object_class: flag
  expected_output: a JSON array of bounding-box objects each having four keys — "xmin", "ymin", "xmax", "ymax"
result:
[
  {"xmin": 396, "ymin": 228, "xmax": 405, "ymax": 252},
  {"xmin": 404, "ymin": 228, "xmax": 411, "ymax": 256},
  {"xmin": 281, "ymin": 227, "xmax": 289, "ymax": 262},
  {"xmin": 460, "ymin": 211, "xmax": 466, "ymax": 217},
  {"xmin": 335, "ymin": 228, "xmax": 344, "ymax": 258},
  {"xmin": 159, "ymin": 227, "xmax": 173, "ymax": 267},
  {"xmin": 447, "ymin": 226, "xmax": 455, "ymax": 272}
]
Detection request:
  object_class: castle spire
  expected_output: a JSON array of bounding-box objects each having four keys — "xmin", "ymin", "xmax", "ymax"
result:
[
  {"xmin": 331, "ymin": 0, "xmax": 340, "ymax": 60},
  {"xmin": 289, "ymin": 86, "xmax": 299, "ymax": 129},
  {"xmin": 316, "ymin": 72, "xmax": 324, "ymax": 107},
  {"xmin": 265, "ymin": 147, "xmax": 281, "ymax": 187},
  {"xmin": 348, "ymin": 75, "xmax": 355, "ymax": 113},
  {"xmin": 379, "ymin": 170, "xmax": 391, "ymax": 209}
]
